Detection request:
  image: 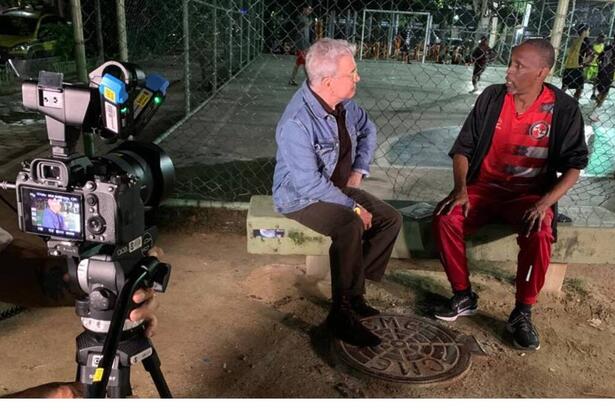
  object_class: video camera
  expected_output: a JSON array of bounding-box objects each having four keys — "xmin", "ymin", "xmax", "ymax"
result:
[
  {"xmin": 1, "ymin": 61, "xmax": 175, "ymax": 398},
  {"xmin": 15, "ymin": 61, "xmax": 173, "ymax": 252}
]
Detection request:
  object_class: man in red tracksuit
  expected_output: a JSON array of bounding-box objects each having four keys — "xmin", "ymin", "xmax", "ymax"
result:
[{"xmin": 432, "ymin": 39, "xmax": 588, "ymax": 351}]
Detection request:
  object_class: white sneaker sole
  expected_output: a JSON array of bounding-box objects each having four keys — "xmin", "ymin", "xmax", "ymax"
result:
[{"xmin": 434, "ymin": 308, "xmax": 477, "ymax": 322}]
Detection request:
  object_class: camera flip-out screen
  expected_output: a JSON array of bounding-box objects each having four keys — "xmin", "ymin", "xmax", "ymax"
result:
[{"xmin": 21, "ymin": 187, "xmax": 84, "ymax": 240}]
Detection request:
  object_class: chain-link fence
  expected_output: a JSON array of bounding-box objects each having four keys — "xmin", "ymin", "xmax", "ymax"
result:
[{"xmin": 4, "ymin": 0, "xmax": 615, "ymax": 226}]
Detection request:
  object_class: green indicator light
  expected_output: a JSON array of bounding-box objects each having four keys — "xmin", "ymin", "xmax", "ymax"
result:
[
  {"xmin": 120, "ymin": 107, "xmax": 129, "ymax": 114},
  {"xmin": 154, "ymin": 96, "xmax": 162, "ymax": 105}
]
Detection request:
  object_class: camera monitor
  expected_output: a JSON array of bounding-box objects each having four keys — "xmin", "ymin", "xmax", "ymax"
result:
[{"xmin": 21, "ymin": 187, "xmax": 84, "ymax": 240}]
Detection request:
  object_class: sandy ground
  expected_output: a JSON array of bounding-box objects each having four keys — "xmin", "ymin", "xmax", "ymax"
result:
[{"xmin": 0, "ymin": 206, "xmax": 614, "ymax": 398}]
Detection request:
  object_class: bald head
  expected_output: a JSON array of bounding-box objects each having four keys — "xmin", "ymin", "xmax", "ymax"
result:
[{"xmin": 515, "ymin": 39, "xmax": 555, "ymax": 69}]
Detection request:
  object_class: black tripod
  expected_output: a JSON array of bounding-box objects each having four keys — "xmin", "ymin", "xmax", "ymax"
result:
[{"xmin": 73, "ymin": 255, "xmax": 172, "ymax": 398}]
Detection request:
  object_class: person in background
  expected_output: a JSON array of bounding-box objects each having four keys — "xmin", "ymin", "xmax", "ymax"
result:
[
  {"xmin": 288, "ymin": 5, "xmax": 313, "ymax": 86},
  {"xmin": 562, "ymin": 24, "xmax": 593, "ymax": 100},
  {"xmin": 589, "ymin": 41, "xmax": 615, "ymax": 122},
  {"xmin": 470, "ymin": 36, "xmax": 496, "ymax": 93},
  {"xmin": 587, "ymin": 33, "xmax": 606, "ymax": 100}
]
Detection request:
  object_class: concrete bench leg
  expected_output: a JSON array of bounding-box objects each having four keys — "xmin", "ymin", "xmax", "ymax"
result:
[
  {"xmin": 306, "ymin": 255, "xmax": 330, "ymax": 280},
  {"xmin": 542, "ymin": 263, "xmax": 568, "ymax": 294}
]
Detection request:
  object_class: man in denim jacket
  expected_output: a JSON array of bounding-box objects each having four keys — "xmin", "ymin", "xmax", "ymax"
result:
[{"xmin": 273, "ymin": 39, "xmax": 402, "ymax": 347}]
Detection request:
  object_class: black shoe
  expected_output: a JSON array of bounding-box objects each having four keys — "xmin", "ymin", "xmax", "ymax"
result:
[
  {"xmin": 556, "ymin": 213, "xmax": 572, "ymax": 223},
  {"xmin": 350, "ymin": 295, "xmax": 380, "ymax": 318},
  {"xmin": 506, "ymin": 309, "xmax": 540, "ymax": 351},
  {"xmin": 326, "ymin": 306, "xmax": 381, "ymax": 347},
  {"xmin": 288, "ymin": 79, "xmax": 298, "ymax": 86},
  {"xmin": 434, "ymin": 292, "xmax": 478, "ymax": 321}
]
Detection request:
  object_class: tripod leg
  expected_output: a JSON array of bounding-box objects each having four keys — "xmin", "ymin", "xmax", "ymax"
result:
[
  {"xmin": 142, "ymin": 347, "xmax": 172, "ymax": 398},
  {"xmin": 107, "ymin": 366, "xmax": 132, "ymax": 398}
]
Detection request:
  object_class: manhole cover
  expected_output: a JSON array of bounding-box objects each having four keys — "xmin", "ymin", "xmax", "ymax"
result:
[{"xmin": 336, "ymin": 314, "xmax": 472, "ymax": 384}]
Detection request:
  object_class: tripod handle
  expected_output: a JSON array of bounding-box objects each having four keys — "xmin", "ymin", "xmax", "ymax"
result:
[{"xmin": 89, "ymin": 260, "xmax": 159, "ymax": 397}]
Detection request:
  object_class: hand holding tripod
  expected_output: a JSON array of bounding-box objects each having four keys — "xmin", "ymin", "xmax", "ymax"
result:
[{"xmin": 73, "ymin": 248, "xmax": 173, "ymax": 398}]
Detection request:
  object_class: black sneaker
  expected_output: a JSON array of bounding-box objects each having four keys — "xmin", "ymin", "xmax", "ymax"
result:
[
  {"xmin": 350, "ymin": 295, "xmax": 380, "ymax": 318},
  {"xmin": 556, "ymin": 213, "xmax": 572, "ymax": 223},
  {"xmin": 326, "ymin": 306, "xmax": 381, "ymax": 347},
  {"xmin": 434, "ymin": 292, "xmax": 478, "ymax": 321},
  {"xmin": 506, "ymin": 309, "xmax": 540, "ymax": 351}
]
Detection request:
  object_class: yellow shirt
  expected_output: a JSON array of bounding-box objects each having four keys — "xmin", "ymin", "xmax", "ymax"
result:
[
  {"xmin": 589, "ymin": 43, "xmax": 605, "ymax": 67},
  {"xmin": 564, "ymin": 37, "xmax": 583, "ymax": 69}
]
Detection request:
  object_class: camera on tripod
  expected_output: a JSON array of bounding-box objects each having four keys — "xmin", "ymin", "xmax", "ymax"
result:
[
  {"xmin": 15, "ymin": 61, "xmax": 173, "ymax": 253},
  {"xmin": 1, "ymin": 61, "xmax": 176, "ymax": 398}
]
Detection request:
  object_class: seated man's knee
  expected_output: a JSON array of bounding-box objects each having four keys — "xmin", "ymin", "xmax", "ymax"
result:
[
  {"xmin": 383, "ymin": 208, "xmax": 403, "ymax": 230},
  {"xmin": 333, "ymin": 214, "xmax": 363, "ymax": 237},
  {"xmin": 526, "ymin": 228, "xmax": 553, "ymax": 242},
  {"xmin": 433, "ymin": 211, "xmax": 463, "ymax": 229},
  {"xmin": 393, "ymin": 210, "xmax": 403, "ymax": 230}
]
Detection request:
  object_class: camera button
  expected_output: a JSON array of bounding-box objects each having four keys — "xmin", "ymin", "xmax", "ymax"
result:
[
  {"xmin": 87, "ymin": 216, "xmax": 106, "ymax": 235},
  {"xmin": 86, "ymin": 194, "xmax": 98, "ymax": 206}
]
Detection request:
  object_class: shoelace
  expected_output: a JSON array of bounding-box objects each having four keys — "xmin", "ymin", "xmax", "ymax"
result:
[
  {"xmin": 451, "ymin": 294, "xmax": 472, "ymax": 309},
  {"xmin": 511, "ymin": 312, "xmax": 536, "ymax": 334}
]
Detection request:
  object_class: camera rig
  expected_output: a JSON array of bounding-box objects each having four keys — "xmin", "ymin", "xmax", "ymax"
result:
[{"xmin": 1, "ymin": 61, "xmax": 175, "ymax": 398}]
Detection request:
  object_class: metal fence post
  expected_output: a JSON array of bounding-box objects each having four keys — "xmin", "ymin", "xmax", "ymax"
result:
[
  {"xmin": 422, "ymin": 14, "xmax": 432, "ymax": 64},
  {"xmin": 183, "ymin": 0, "xmax": 191, "ymax": 115},
  {"xmin": 608, "ymin": 3, "xmax": 615, "ymax": 40},
  {"xmin": 94, "ymin": 0, "xmax": 105, "ymax": 63},
  {"xmin": 247, "ymin": 4, "xmax": 251, "ymax": 62},
  {"xmin": 240, "ymin": 3, "xmax": 244, "ymax": 66},
  {"xmin": 260, "ymin": 0, "xmax": 265, "ymax": 53},
  {"xmin": 537, "ymin": 0, "xmax": 547, "ymax": 35},
  {"xmin": 229, "ymin": 12, "xmax": 233, "ymax": 77},
  {"xmin": 550, "ymin": 0, "xmax": 571, "ymax": 73},
  {"xmin": 558, "ymin": 0, "xmax": 576, "ymax": 77},
  {"xmin": 116, "ymin": 0, "xmax": 129, "ymax": 61},
  {"xmin": 328, "ymin": 10, "xmax": 336, "ymax": 38},
  {"xmin": 213, "ymin": 0, "xmax": 218, "ymax": 91},
  {"xmin": 360, "ymin": 9, "xmax": 366, "ymax": 60},
  {"xmin": 69, "ymin": 0, "xmax": 92, "ymax": 156},
  {"xmin": 352, "ymin": 10, "xmax": 358, "ymax": 43},
  {"xmin": 387, "ymin": 12, "xmax": 394, "ymax": 57},
  {"xmin": 69, "ymin": 0, "xmax": 87, "ymax": 83}
]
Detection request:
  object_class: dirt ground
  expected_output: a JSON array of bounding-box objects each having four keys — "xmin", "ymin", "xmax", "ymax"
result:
[{"xmin": 1, "ymin": 205, "xmax": 615, "ymax": 398}]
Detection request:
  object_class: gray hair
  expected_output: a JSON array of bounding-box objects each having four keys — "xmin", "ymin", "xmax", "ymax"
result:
[{"xmin": 305, "ymin": 38, "xmax": 357, "ymax": 84}]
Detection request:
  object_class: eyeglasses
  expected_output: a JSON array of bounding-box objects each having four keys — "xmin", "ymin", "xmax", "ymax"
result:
[{"xmin": 332, "ymin": 70, "xmax": 359, "ymax": 80}]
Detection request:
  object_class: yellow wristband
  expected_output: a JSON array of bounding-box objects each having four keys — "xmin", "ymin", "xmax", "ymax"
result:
[{"xmin": 353, "ymin": 206, "xmax": 361, "ymax": 216}]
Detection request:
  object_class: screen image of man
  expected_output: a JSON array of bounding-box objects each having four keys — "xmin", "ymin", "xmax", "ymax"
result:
[{"xmin": 42, "ymin": 198, "xmax": 66, "ymax": 230}]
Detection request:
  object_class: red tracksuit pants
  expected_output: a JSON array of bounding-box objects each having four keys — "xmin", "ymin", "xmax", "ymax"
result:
[{"xmin": 432, "ymin": 182, "xmax": 553, "ymax": 305}]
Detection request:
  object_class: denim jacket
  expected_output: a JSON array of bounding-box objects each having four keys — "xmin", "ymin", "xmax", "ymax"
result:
[{"xmin": 273, "ymin": 81, "xmax": 377, "ymax": 214}]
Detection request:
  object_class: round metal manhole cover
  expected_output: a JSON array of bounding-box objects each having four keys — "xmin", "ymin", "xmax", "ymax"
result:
[{"xmin": 336, "ymin": 314, "xmax": 472, "ymax": 384}]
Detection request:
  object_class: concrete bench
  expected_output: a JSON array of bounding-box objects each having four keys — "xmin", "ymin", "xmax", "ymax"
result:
[{"xmin": 246, "ymin": 195, "xmax": 615, "ymax": 294}]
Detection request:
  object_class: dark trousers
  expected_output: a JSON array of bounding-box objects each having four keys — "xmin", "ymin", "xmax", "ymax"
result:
[{"xmin": 285, "ymin": 187, "xmax": 402, "ymax": 303}]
